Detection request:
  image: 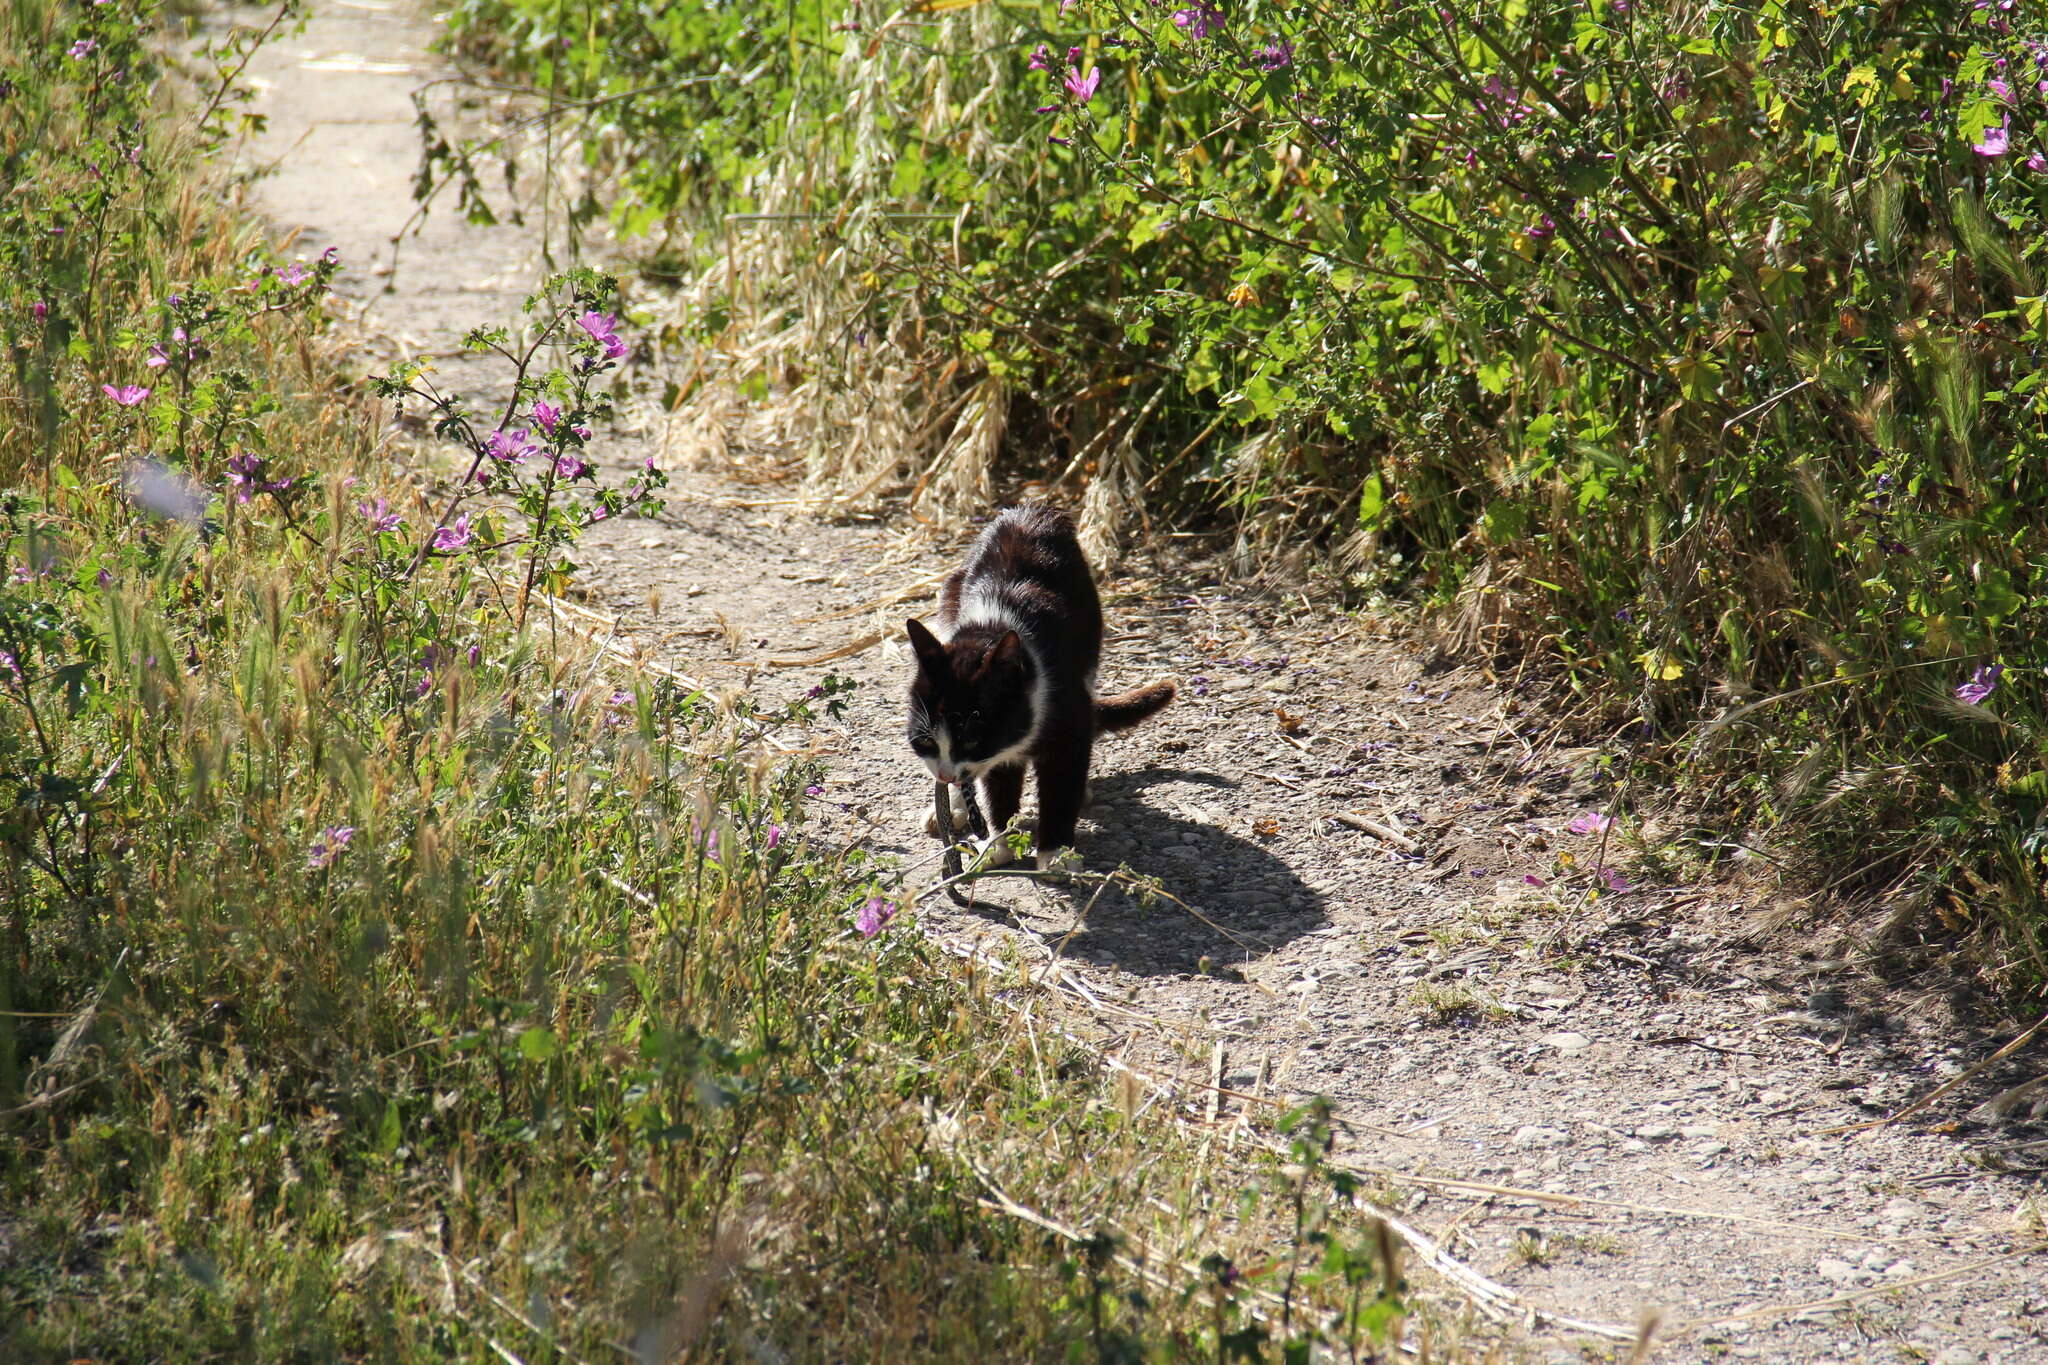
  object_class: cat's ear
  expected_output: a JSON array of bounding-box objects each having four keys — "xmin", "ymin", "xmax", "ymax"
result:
[
  {"xmin": 980, "ymin": 629, "xmax": 1027, "ymax": 676},
  {"xmin": 905, "ymin": 618, "xmax": 946, "ymax": 673}
]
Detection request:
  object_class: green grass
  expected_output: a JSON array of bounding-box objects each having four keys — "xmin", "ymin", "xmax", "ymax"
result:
[
  {"xmin": 426, "ymin": 0, "xmax": 2048, "ymax": 1003},
  {"xmin": 0, "ymin": 2, "xmax": 1470, "ymax": 1359}
]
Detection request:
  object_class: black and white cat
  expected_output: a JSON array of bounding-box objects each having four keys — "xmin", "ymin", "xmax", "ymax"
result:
[{"xmin": 905, "ymin": 505, "xmax": 1174, "ymax": 867}]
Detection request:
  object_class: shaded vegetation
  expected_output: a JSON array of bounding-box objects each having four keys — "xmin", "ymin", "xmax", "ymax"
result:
[
  {"xmin": 1, "ymin": 0, "xmax": 1438, "ymax": 1358},
  {"xmin": 442, "ymin": 0, "xmax": 2048, "ymax": 996}
]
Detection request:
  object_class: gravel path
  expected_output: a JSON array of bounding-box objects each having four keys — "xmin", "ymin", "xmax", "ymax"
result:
[{"xmin": 232, "ymin": 3, "xmax": 2048, "ymax": 1358}]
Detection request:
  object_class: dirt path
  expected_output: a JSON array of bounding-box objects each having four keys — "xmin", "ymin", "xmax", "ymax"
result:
[{"xmin": 231, "ymin": 3, "xmax": 2048, "ymax": 1358}]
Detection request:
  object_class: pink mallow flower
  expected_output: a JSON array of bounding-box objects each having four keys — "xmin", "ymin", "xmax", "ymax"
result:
[
  {"xmin": 485, "ymin": 427, "xmax": 537, "ymax": 463},
  {"xmin": 575, "ymin": 310, "xmax": 628, "ymax": 362},
  {"xmin": 531, "ymin": 400, "xmax": 562, "ymax": 433},
  {"xmin": 855, "ymin": 896, "xmax": 898, "ymax": 937},
  {"xmin": 1063, "ymin": 64, "xmax": 1101, "ymax": 102},
  {"xmin": 358, "ymin": 498, "xmax": 404, "ymax": 534},
  {"xmin": 431, "ymin": 513, "xmax": 474, "ymax": 551},
  {"xmin": 102, "ymin": 384, "xmax": 150, "ymax": 406},
  {"xmin": 306, "ymin": 824, "xmax": 355, "ymax": 870}
]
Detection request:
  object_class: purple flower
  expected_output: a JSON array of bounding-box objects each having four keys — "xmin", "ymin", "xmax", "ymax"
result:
[
  {"xmin": 531, "ymin": 400, "xmax": 562, "ymax": 433},
  {"xmin": 805, "ymin": 783, "xmax": 825, "ymax": 797},
  {"xmin": 1566, "ymin": 811, "xmax": 1612, "ymax": 835},
  {"xmin": 145, "ymin": 343, "xmax": 169, "ymax": 369},
  {"xmin": 552, "ymin": 453, "xmax": 588, "ymax": 480},
  {"xmin": 102, "ymin": 383, "xmax": 150, "ymax": 406},
  {"xmin": 1988, "ymin": 78, "xmax": 2014, "ymax": 103},
  {"xmin": 1528, "ymin": 213, "xmax": 1557, "ymax": 241},
  {"xmin": 855, "ymin": 896, "xmax": 898, "ymax": 938},
  {"xmin": 1596, "ymin": 867, "xmax": 1630, "ymax": 893},
  {"xmin": 1063, "ymin": 65, "xmax": 1100, "ymax": 102},
  {"xmin": 0, "ymin": 649, "xmax": 18, "ymax": 681},
  {"xmin": 68, "ymin": 37, "xmax": 96, "ymax": 59},
  {"xmin": 1974, "ymin": 119, "xmax": 2011, "ymax": 158},
  {"xmin": 1479, "ymin": 74, "xmax": 1531, "ymax": 127},
  {"xmin": 485, "ymin": 427, "xmax": 537, "ymax": 463},
  {"xmin": 2029, "ymin": 150, "xmax": 2048, "ymax": 173},
  {"xmin": 321, "ymin": 246, "xmax": 339, "ymax": 264},
  {"xmin": 432, "ymin": 513, "xmax": 474, "ymax": 551},
  {"xmin": 1522, "ymin": 873, "xmax": 1548, "ymax": 888},
  {"xmin": 276, "ymin": 262, "xmax": 310, "ymax": 286},
  {"xmin": 359, "ymin": 498, "xmax": 404, "ymax": 534},
  {"xmin": 32, "ymin": 301, "xmax": 47, "ymax": 320},
  {"xmin": 767, "ymin": 824, "xmax": 784, "ymax": 850},
  {"xmin": 1027, "ymin": 43, "xmax": 1051, "ymax": 71},
  {"xmin": 1956, "ymin": 664, "xmax": 2002, "ymax": 705},
  {"xmin": 1253, "ymin": 40, "xmax": 1292, "ymax": 71},
  {"xmin": 1172, "ymin": 5, "xmax": 1223, "ymax": 38},
  {"xmin": 306, "ymin": 824, "xmax": 356, "ymax": 870},
  {"xmin": 575, "ymin": 310, "xmax": 628, "ymax": 362},
  {"xmin": 225, "ymin": 453, "xmax": 267, "ymax": 503}
]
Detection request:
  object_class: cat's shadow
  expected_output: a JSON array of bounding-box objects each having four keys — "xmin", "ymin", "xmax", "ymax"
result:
[{"xmin": 958, "ymin": 767, "xmax": 1330, "ymax": 977}]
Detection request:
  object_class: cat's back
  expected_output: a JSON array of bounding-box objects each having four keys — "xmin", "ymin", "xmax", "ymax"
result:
[{"xmin": 958, "ymin": 505, "xmax": 1101, "ymax": 670}]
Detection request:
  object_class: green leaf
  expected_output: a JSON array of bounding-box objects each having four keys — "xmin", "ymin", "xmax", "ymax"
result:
[
  {"xmin": 1357, "ymin": 473, "xmax": 1386, "ymax": 531},
  {"xmin": 519, "ymin": 1027, "xmax": 559, "ymax": 1062},
  {"xmin": 375, "ymin": 1097, "xmax": 401, "ymax": 1154}
]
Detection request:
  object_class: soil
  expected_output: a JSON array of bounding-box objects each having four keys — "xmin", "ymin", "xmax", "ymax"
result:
[{"xmin": 231, "ymin": 2, "xmax": 2048, "ymax": 1358}]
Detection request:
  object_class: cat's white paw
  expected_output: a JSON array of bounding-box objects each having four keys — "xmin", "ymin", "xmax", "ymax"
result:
[
  {"xmin": 1034, "ymin": 846, "xmax": 1081, "ymax": 874},
  {"xmin": 970, "ymin": 834, "xmax": 1017, "ymax": 870},
  {"xmin": 924, "ymin": 786, "xmax": 973, "ymax": 836}
]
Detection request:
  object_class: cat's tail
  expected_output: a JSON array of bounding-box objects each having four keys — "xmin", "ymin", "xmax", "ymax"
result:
[{"xmin": 1095, "ymin": 680, "xmax": 1177, "ymax": 734}]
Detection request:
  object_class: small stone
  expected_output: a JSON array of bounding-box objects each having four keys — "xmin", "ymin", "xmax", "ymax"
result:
[
  {"xmin": 1758, "ymin": 1089, "xmax": 1791, "ymax": 1105},
  {"xmin": 1259, "ymin": 675, "xmax": 1297, "ymax": 693},
  {"xmin": 1679, "ymin": 1123, "xmax": 1718, "ymax": 1139},
  {"xmin": 1693, "ymin": 1141, "xmax": 1729, "ymax": 1157},
  {"xmin": 1540, "ymin": 1030, "xmax": 1591, "ymax": 1053},
  {"xmin": 1932, "ymin": 1349, "xmax": 1979, "ymax": 1365},
  {"xmin": 1622, "ymin": 1139, "xmax": 1650, "ymax": 1154},
  {"xmin": 1883, "ymin": 1259, "xmax": 1917, "ymax": 1278},
  {"xmin": 1512, "ymin": 1125, "xmax": 1569, "ymax": 1150},
  {"xmin": 1815, "ymin": 1258, "xmax": 1859, "ymax": 1286},
  {"xmin": 1635, "ymin": 1123, "xmax": 1677, "ymax": 1141},
  {"xmin": 1220, "ymin": 676, "xmax": 1256, "ymax": 692}
]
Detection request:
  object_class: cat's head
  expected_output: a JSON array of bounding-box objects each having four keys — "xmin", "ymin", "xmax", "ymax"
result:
[{"xmin": 904, "ymin": 617, "xmax": 1036, "ymax": 783}]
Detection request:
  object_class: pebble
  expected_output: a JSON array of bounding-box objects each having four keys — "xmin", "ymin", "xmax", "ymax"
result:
[
  {"xmin": 1512, "ymin": 1125, "xmax": 1570, "ymax": 1149},
  {"xmin": 1259, "ymin": 676, "xmax": 1296, "ymax": 693},
  {"xmin": 1540, "ymin": 1030, "xmax": 1591, "ymax": 1053},
  {"xmin": 1932, "ymin": 1349, "xmax": 1980, "ymax": 1365},
  {"xmin": 1679, "ymin": 1123, "xmax": 1718, "ymax": 1139},
  {"xmin": 1636, "ymin": 1123, "xmax": 1677, "ymax": 1141},
  {"xmin": 1814, "ymin": 1258, "xmax": 1861, "ymax": 1286}
]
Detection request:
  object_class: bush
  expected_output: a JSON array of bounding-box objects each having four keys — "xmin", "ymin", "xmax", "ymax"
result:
[
  {"xmin": 437, "ymin": 0, "xmax": 2048, "ymax": 996},
  {"xmin": 1, "ymin": 1, "xmax": 1454, "ymax": 1357}
]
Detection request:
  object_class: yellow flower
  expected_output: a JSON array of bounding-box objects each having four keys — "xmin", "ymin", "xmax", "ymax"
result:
[{"xmin": 1227, "ymin": 281, "xmax": 1257, "ymax": 308}]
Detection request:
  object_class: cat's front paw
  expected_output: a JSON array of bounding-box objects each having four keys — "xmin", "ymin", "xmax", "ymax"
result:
[
  {"xmin": 970, "ymin": 834, "xmax": 1017, "ymax": 870},
  {"xmin": 1034, "ymin": 845, "xmax": 1082, "ymax": 874},
  {"xmin": 924, "ymin": 786, "xmax": 972, "ymax": 837}
]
